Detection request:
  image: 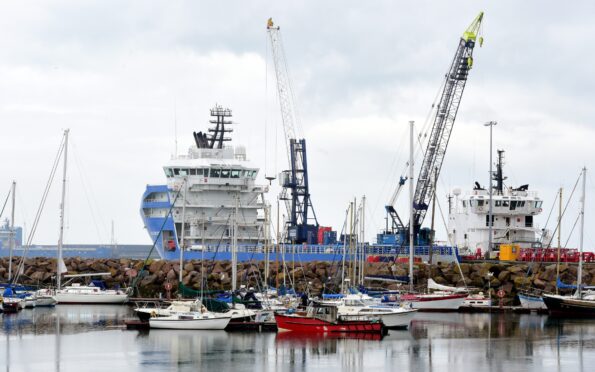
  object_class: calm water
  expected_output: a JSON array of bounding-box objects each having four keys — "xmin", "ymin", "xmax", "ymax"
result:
[{"xmin": 1, "ymin": 306, "xmax": 594, "ymax": 372}]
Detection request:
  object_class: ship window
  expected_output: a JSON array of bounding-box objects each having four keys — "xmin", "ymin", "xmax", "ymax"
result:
[
  {"xmin": 179, "ymin": 169, "xmax": 188, "ymax": 176},
  {"xmin": 502, "ymin": 200, "xmax": 510, "ymax": 207},
  {"xmin": 478, "ymin": 200, "xmax": 484, "ymax": 206},
  {"xmin": 210, "ymin": 168, "xmax": 221, "ymax": 178},
  {"xmin": 470, "ymin": 200, "xmax": 475, "ymax": 207},
  {"xmin": 165, "ymin": 168, "xmax": 173, "ymax": 177},
  {"xmin": 251, "ymin": 170, "xmax": 257, "ymax": 178},
  {"xmin": 189, "ymin": 169, "xmax": 196, "ymax": 175},
  {"xmin": 535, "ymin": 201, "xmax": 543, "ymax": 208},
  {"xmin": 196, "ymin": 169, "xmax": 203, "ymax": 176},
  {"xmin": 221, "ymin": 169, "xmax": 230, "ymax": 178},
  {"xmin": 495, "ymin": 200, "xmax": 502, "ymax": 207},
  {"xmin": 510, "ymin": 201, "xmax": 517, "ymax": 210},
  {"xmin": 231, "ymin": 169, "xmax": 241, "ymax": 178},
  {"xmin": 485, "ymin": 215, "xmax": 494, "ymax": 227},
  {"xmin": 173, "ymin": 168, "xmax": 180, "ymax": 176},
  {"xmin": 525, "ymin": 215, "xmax": 533, "ymax": 227},
  {"xmin": 201, "ymin": 169, "xmax": 208, "ymax": 177}
]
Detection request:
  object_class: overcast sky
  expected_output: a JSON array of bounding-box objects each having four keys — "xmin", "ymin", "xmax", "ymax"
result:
[{"xmin": 1, "ymin": 1, "xmax": 594, "ymax": 251}]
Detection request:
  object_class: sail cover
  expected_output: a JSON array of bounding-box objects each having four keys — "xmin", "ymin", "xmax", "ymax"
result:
[{"xmin": 427, "ymin": 278, "xmax": 468, "ymax": 293}]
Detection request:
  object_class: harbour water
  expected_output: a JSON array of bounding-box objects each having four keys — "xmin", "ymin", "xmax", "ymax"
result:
[{"xmin": 1, "ymin": 306, "xmax": 593, "ymax": 371}]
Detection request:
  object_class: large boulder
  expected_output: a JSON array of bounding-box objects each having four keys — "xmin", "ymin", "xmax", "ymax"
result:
[
  {"xmin": 140, "ymin": 274, "xmax": 158, "ymax": 286},
  {"xmin": 498, "ymin": 270, "xmax": 511, "ymax": 282}
]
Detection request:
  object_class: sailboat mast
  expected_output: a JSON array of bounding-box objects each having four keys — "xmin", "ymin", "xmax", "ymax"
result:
[
  {"xmin": 231, "ymin": 193, "xmax": 238, "ymax": 292},
  {"xmin": 8, "ymin": 181, "xmax": 15, "ymax": 282},
  {"xmin": 556, "ymin": 187, "xmax": 562, "ymax": 294},
  {"xmin": 179, "ymin": 177, "xmax": 188, "ymax": 283},
  {"xmin": 360, "ymin": 195, "xmax": 366, "ymax": 285},
  {"xmin": 264, "ymin": 201, "xmax": 270, "ymax": 289},
  {"xmin": 276, "ymin": 197, "xmax": 280, "ymax": 290},
  {"xmin": 578, "ymin": 167, "xmax": 586, "ymax": 296},
  {"xmin": 409, "ymin": 121, "xmax": 415, "ymax": 293},
  {"xmin": 57, "ymin": 129, "xmax": 69, "ymax": 291}
]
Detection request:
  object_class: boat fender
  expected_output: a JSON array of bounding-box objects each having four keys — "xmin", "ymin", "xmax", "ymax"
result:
[
  {"xmin": 151, "ymin": 310, "xmax": 157, "ymax": 318},
  {"xmin": 201, "ymin": 306, "xmax": 207, "ymax": 314}
]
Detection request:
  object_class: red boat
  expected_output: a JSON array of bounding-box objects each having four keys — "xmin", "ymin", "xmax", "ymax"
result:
[{"xmin": 274, "ymin": 303, "xmax": 384, "ymax": 334}]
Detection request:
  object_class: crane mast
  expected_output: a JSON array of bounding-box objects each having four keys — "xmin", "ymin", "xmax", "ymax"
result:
[
  {"xmin": 267, "ymin": 18, "xmax": 319, "ymax": 244},
  {"xmin": 382, "ymin": 12, "xmax": 484, "ymax": 244}
]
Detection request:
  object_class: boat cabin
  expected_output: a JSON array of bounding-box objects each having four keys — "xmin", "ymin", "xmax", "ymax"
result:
[{"xmin": 306, "ymin": 303, "xmax": 339, "ymax": 323}]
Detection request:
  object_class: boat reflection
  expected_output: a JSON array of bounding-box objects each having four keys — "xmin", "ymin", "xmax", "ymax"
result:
[
  {"xmin": 276, "ymin": 330, "xmax": 384, "ymax": 343},
  {"xmin": 1, "ymin": 304, "xmax": 131, "ymax": 335}
]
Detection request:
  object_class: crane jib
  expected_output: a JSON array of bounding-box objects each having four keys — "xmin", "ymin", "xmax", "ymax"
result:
[{"xmin": 412, "ymin": 36, "xmax": 478, "ymax": 229}]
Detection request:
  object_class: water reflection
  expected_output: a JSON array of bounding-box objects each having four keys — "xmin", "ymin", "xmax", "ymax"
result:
[
  {"xmin": 1, "ymin": 308, "xmax": 594, "ymax": 371},
  {"xmin": 1, "ymin": 305, "xmax": 130, "ymax": 336}
]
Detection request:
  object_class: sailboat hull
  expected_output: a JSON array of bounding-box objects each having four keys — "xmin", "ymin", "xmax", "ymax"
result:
[
  {"xmin": 401, "ymin": 293, "xmax": 467, "ymax": 311},
  {"xmin": 518, "ymin": 293, "xmax": 547, "ymax": 310},
  {"xmin": 149, "ymin": 316, "xmax": 231, "ymax": 330},
  {"xmin": 55, "ymin": 292, "xmax": 128, "ymax": 304},
  {"xmin": 543, "ymin": 294, "xmax": 595, "ymax": 317}
]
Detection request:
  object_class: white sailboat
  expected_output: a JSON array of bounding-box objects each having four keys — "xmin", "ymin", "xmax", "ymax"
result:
[
  {"xmin": 149, "ymin": 310, "xmax": 232, "ymax": 330},
  {"xmin": 52, "ymin": 130, "xmax": 129, "ymax": 305},
  {"xmin": 543, "ymin": 167, "xmax": 595, "ymax": 316},
  {"xmin": 400, "ymin": 122, "xmax": 467, "ymax": 311}
]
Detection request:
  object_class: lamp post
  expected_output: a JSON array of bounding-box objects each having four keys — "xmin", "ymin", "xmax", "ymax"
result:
[{"xmin": 484, "ymin": 121, "xmax": 497, "ymax": 258}]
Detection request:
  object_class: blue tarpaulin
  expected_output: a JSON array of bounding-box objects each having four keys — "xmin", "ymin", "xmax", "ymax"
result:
[{"xmin": 557, "ymin": 277, "xmax": 579, "ymax": 289}]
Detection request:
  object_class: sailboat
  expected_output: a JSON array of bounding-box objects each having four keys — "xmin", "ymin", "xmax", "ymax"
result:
[
  {"xmin": 1, "ymin": 181, "xmax": 24, "ymax": 313},
  {"xmin": 543, "ymin": 168, "xmax": 595, "ymax": 316},
  {"xmin": 51, "ymin": 130, "xmax": 129, "ymax": 304},
  {"xmin": 398, "ymin": 122, "xmax": 467, "ymax": 311}
]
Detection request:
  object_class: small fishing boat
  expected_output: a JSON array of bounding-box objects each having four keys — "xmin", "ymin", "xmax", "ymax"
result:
[
  {"xmin": 149, "ymin": 311, "xmax": 232, "ymax": 330},
  {"xmin": 274, "ymin": 303, "xmax": 384, "ymax": 334},
  {"xmin": 461, "ymin": 292, "xmax": 492, "ymax": 309}
]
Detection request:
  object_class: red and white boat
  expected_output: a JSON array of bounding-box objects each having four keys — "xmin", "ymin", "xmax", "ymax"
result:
[
  {"xmin": 400, "ymin": 292, "xmax": 467, "ymax": 311},
  {"xmin": 400, "ymin": 279, "xmax": 468, "ymax": 311},
  {"xmin": 274, "ymin": 303, "xmax": 384, "ymax": 334}
]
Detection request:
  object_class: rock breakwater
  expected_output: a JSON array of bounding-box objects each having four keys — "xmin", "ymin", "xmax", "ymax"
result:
[{"xmin": 1, "ymin": 257, "xmax": 593, "ymax": 302}]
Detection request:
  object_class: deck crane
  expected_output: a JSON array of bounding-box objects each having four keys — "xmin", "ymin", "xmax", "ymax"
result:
[
  {"xmin": 267, "ymin": 18, "xmax": 319, "ymax": 244},
  {"xmin": 381, "ymin": 12, "xmax": 484, "ymax": 245}
]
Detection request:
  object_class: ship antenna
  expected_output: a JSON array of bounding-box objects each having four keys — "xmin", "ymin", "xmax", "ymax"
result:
[{"xmin": 174, "ymin": 98, "xmax": 178, "ymax": 157}]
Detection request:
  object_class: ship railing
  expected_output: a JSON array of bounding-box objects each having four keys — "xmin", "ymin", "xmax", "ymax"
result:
[{"xmin": 183, "ymin": 244, "xmax": 457, "ymax": 257}]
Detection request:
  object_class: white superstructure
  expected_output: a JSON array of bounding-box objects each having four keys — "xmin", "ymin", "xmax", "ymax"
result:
[
  {"xmin": 448, "ymin": 150, "xmax": 544, "ymax": 254},
  {"xmin": 141, "ymin": 105, "xmax": 269, "ymax": 256}
]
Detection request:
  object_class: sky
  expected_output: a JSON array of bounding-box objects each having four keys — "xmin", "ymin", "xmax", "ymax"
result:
[{"xmin": 1, "ymin": 1, "xmax": 594, "ymax": 251}]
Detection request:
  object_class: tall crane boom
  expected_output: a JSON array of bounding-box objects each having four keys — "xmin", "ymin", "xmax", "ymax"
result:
[
  {"xmin": 412, "ymin": 12, "xmax": 483, "ymax": 231},
  {"xmin": 380, "ymin": 12, "xmax": 483, "ymax": 245},
  {"xmin": 267, "ymin": 18, "xmax": 319, "ymax": 244},
  {"xmin": 266, "ymin": 18, "xmax": 298, "ymax": 154}
]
